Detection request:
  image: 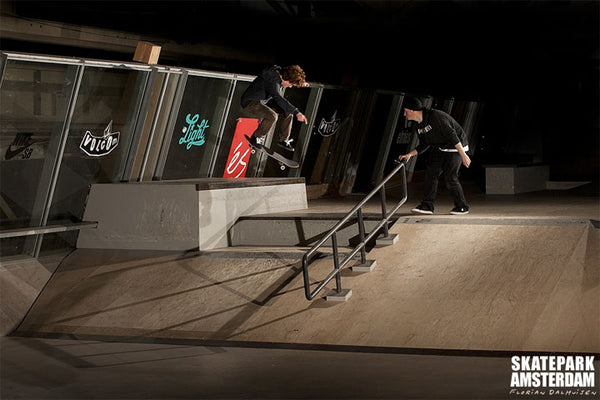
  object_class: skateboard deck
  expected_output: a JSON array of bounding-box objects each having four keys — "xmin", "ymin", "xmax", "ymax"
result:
[{"xmin": 244, "ymin": 135, "xmax": 299, "ymax": 169}]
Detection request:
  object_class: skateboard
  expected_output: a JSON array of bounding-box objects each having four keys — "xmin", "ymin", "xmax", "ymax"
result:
[{"xmin": 244, "ymin": 135, "xmax": 299, "ymax": 170}]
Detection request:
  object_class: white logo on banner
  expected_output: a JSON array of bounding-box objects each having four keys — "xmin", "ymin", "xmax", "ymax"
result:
[{"xmin": 509, "ymin": 355, "xmax": 597, "ymax": 397}]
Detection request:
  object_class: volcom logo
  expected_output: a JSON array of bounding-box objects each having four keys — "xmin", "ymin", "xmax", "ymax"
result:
[
  {"xmin": 80, "ymin": 121, "xmax": 120, "ymax": 157},
  {"xmin": 179, "ymin": 113, "xmax": 209, "ymax": 150},
  {"xmin": 316, "ymin": 110, "xmax": 341, "ymax": 137}
]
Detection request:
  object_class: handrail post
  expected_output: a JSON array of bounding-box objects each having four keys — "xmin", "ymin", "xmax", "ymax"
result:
[
  {"xmin": 379, "ymin": 185, "xmax": 390, "ymax": 238},
  {"xmin": 325, "ymin": 231, "xmax": 352, "ymax": 301},
  {"xmin": 332, "ymin": 232, "xmax": 342, "ymax": 292},
  {"xmin": 357, "ymin": 208, "xmax": 367, "ymax": 264}
]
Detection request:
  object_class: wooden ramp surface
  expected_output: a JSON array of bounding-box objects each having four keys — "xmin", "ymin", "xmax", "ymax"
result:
[{"xmin": 16, "ymin": 220, "xmax": 599, "ymax": 353}]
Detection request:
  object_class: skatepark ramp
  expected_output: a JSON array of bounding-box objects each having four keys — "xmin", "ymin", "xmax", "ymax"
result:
[
  {"xmin": 7, "ymin": 165, "xmax": 599, "ymax": 354},
  {"xmin": 12, "ymin": 216, "xmax": 598, "ymax": 353}
]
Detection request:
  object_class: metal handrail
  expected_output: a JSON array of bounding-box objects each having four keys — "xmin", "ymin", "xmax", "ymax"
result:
[
  {"xmin": 0, "ymin": 221, "xmax": 98, "ymax": 239},
  {"xmin": 301, "ymin": 161, "xmax": 407, "ymax": 300}
]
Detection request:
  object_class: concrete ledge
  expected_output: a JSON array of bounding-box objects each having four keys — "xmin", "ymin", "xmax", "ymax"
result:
[
  {"xmin": 77, "ymin": 179, "xmax": 307, "ymax": 251},
  {"xmin": 195, "ymin": 178, "xmax": 305, "ymax": 191},
  {"xmin": 229, "ymin": 215, "xmax": 395, "ymax": 247},
  {"xmin": 484, "ymin": 164, "xmax": 549, "ymax": 194},
  {"xmin": 122, "ymin": 178, "xmax": 305, "ymax": 190}
]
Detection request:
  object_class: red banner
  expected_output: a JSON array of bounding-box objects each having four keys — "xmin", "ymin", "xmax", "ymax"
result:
[{"xmin": 223, "ymin": 118, "xmax": 259, "ymax": 178}]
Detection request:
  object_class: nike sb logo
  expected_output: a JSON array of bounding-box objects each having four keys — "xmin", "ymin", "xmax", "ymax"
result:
[
  {"xmin": 5, "ymin": 144, "xmax": 31, "ymax": 160},
  {"xmin": 3, "ymin": 133, "xmax": 46, "ymax": 160}
]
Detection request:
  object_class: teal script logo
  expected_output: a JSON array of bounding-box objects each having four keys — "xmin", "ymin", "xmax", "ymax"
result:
[{"xmin": 179, "ymin": 114, "xmax": 209, "ymax": 150}]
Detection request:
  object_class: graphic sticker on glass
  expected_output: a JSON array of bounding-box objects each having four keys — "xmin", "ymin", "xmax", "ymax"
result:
[
  {"xmin": 80, "ymin": 121, "xmax": 120, "ymax": 157},
  {"xmin": 316, "ymin": 110, "xmax": 341, "ymax": 137},
  {"xmin": 179, "ymin": 113, "xmax": 209, "ymax": 150}
]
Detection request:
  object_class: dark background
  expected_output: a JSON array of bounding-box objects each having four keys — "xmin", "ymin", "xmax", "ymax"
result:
[{"xmin": 3, "ymin": 0, "xmax": 598, "ymax": 181}]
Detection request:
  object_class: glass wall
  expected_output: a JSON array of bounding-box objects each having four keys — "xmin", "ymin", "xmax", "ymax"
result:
[
  {"xmin": 41, "ymin": 66, "xmax": 150, "ymax": 254},
  {"xmin": 0, "ymin": 59, "xmax": 80, "ymax": 257},
  {"xmin": 353, "ymin": 92, "xmax": 396, "ymax": 192},
  {"xmin": 301, "ymin": 87, "xmax": 358, "ymax": 185},
  {"xmin": 161, "ymin": 75, "xmax": 233, "ymax": 180},
  {"xmin": 130, "ymin": 72, "xmax": 183, "ymax": 181},
  {"xmin": 0, "ymin": 51, "xmax": 483, "ymax": 260},
  {"xmin": 212, "ymin": 80, "xmax": 253, "ymax": 177}
]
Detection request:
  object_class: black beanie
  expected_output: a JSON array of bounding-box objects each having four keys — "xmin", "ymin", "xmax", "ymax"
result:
[{"xmin": 403, "ymin": 97, "xmax": 424, "ymax": 111}]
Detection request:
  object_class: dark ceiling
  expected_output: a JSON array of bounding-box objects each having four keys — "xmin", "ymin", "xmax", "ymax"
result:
[
  {"xmin": 4, "ymin": 0, "xmax": 600, "ymax": 178},
  {"xmin": 11, "ymin": 0, "xmax": 599, "ymax": 97}
]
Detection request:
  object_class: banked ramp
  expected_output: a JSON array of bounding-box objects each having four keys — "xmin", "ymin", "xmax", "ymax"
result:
[{"xmin": 15, "ymin": 218, "xmax": 599, "ymax": 353}]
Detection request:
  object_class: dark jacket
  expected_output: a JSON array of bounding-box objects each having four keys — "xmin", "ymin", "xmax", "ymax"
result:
[
  {"xmin": 414, "ymin": 109, "xmax": 469, "ymax": 154},
  {"xmin": 241, "ymin": 65, "xmax": 299, "ymax": 115}
]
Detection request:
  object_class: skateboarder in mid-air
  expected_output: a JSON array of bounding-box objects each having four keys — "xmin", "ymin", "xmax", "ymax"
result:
[
  {"xmin": 397, "ymin": 96, "xmax": 472, "ymax": 215},
  {"xmin": 241, "ymin": 65, "xmax": 309, "ymax": 152}
]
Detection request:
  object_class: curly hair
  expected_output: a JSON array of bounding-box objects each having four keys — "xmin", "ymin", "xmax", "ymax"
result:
[{"xmin": 281, "ymin": 65, "xmax": 306, "ymax": 86}]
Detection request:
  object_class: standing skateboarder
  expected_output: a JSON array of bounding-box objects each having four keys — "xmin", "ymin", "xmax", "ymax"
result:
[
  {"xmin": 241, "ymin": 65, "xmax": 309, "ymax": 152},
  {"xmin": 397, "ymin": 96, "xmax": 472, "ymax": 215}
]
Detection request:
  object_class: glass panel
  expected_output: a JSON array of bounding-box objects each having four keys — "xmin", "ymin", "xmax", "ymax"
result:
[
  {"xmin": 301, "ymin": 88, "xmax": 357, "ymax": 185},
  {"xmin": 161, "ymin": 75, "xmax": 232, "ymax": 180},
  {"xmin": 388, "ymin": 97, "xmax": 414, "ymax": 172},
  {"xmin": 354, "ymin": 93, "xmax": 395, "ymax": 192},
  {"xmin": 0, "ymin": 60, "xmax": 78, "ymax": 258},
  {"xmin": 138, "ymin": 73, "xmax": 182, "ymax": 181},
  {"xmin": 212, "ymin": 80, "xmax": 253, "ymax": 177},
  {"xmin": 41, "ymin": 66, "xmax": 149, "ymax": 254}
]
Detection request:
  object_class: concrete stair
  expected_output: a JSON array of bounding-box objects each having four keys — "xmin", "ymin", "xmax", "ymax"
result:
[{"xmin": 227, "ymin": 213, "xmax": 399, "ymax": 248}]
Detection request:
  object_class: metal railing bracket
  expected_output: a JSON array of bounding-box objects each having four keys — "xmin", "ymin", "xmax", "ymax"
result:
[
  {"xmin": 351, "ymin": 259, "xmax": 377, "ymax": 272},
  {"xmin": 375, "ymin": 233, "xmax": 399, "ymax": 247},
  {"xmin": 325, "ymin": 289, "xmax": 353, "ymax": 302}
]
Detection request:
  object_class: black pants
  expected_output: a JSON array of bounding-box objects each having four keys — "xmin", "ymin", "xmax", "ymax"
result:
[
  {"xmin": 242, "ymin": 101, "xmax": 293, "ymax": 141},
  {"xmin": 422, "ymin": 150, "xmax": 468, "ymax": 211}
]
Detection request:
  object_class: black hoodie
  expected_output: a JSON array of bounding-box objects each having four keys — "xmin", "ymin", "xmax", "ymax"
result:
[
  {"xmin": 240, "ymin": 65, "xmax": 299, "ymax": 116},
  {"xmin": 414, "ymin": 109, "xmax": 469, "ymax": 154}
]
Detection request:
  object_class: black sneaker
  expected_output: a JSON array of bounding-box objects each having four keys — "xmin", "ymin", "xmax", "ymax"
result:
[
  {"xmin": 411, "ymin": 205, "xmax": 434, "ymax": 215},
  {"xmin": 450, "ymin": 206, "xmax": 469, "ymax": 215},
  {"xmin": 246, "ymin": 135, "xmax": 261, "ymax": 148},
  {"xmin": 278, "ymin": 139, "xmax": 295, "ymax": 152}
]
